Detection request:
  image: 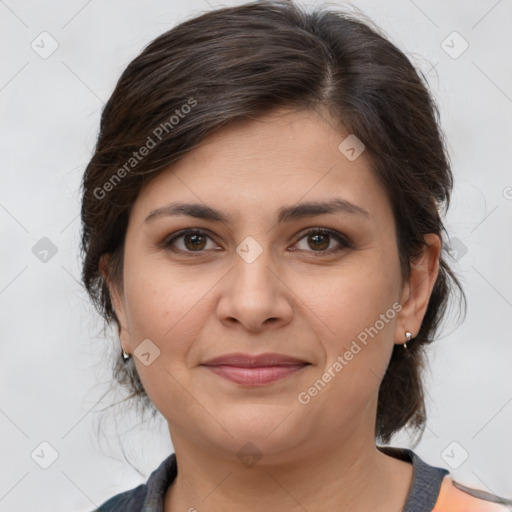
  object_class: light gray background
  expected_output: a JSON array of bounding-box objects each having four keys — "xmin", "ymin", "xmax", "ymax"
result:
[{"xmin": 1, "ymin": 0, "xmax": 511, "ymax": 510}]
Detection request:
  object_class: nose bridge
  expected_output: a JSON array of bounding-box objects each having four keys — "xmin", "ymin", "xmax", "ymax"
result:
[
  {"xmin": 216, "ymin": 239, "xmax": 293, "ymax": 331},
  {"xmin": 234, "ymin": 241, "xmax": 278, "ymax": 307},
  {"xmin": 235, "ymin": 246, "xmax": 274, "ymax": 298}
]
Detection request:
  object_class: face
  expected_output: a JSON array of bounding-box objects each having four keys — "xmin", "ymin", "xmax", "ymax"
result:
[{"xmin": 107, "ymin": 108, "xmax": 438, "ymax": 463}]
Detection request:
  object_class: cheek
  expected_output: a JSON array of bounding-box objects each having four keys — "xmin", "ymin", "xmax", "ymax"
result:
[
  {"xmin": 294, "ymin": 258, "xmax": 399, "ymax": 401},
  {"xmin": 300, "ymin": 260, "xmax": 399, "ymax": 349},
  {"xmin": 120, "ymin": 262, "xmax": 222, "ymax": 405},
  {"xmin": 293, "ymin": 277, "xmax": 398, "ymax": 434},
  {"xmin": 122, "ymin": 267, "xmax": 207, "ymax": 422},
  {"xmin": 123, "ymin": 262, "xmax": 212, "ymax": 349}
]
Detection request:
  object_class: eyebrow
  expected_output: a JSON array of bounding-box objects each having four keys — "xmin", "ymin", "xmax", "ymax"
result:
[{"xmin": 144, "ymin": 198, "xmax": 370, "ymax": 224}]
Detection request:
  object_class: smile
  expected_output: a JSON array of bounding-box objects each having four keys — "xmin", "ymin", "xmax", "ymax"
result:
[{"xmin": 202, "ymin": 363, "xmax": 309, "ymax": 386}]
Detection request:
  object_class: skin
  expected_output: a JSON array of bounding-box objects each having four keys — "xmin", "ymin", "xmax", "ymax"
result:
[{"xmin": 103, "ymin": 108, "xmax": 441, "ymax": 511}]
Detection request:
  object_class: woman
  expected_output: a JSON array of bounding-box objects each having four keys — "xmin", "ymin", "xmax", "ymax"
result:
[{"xmin": 80, "ymin": 1, "xmax": 510, "ymax": 510}]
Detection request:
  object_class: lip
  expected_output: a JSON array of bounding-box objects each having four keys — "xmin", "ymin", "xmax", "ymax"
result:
[
  {"xmin": 201, "ymin": 352, "xmax": 309, "ymax": 367},
  {"xmin": 201, "ymin": 353, "xmax": 310, "ymax": 386},
  {"xmin": 203, "ymin": 364, "xmax": 308, "ymax": 385}
]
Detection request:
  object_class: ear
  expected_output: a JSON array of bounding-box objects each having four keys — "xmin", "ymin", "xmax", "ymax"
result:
[
  {"xmin": 394, "ymin": 233, "xmax": 441, "ymax": 345},
  {"xmin": 99, "ymin": 253, "xmax": 131, "ymax": 352}
]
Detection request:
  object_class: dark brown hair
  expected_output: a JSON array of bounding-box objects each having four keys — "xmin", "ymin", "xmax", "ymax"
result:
[{"xmin": 81, "ymin": 0, "xmax": 466, "ymax": 444}]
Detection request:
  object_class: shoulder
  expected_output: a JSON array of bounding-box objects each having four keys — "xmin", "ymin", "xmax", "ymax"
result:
[
  {"xmin": 93, "ymin": 484, "xmax": 147, "ymax": 512},
  {"xmin": 91, "ymin": 453, "xmax": 178, "ymax": 512},
  {"xmin": 378, "ymin": 446, "xmax": 510, "ymax": 512},
  {"xmin": 433, "ymin": 475, "xmax": 511, "ymax": 512}
]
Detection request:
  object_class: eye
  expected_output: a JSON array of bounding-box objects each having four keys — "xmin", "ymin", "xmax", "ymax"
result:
[
  {"xmin": 292, "ymin": 228, "xmax": 351, "ymax": 254},
  {"xmin": 163, "ymin": 227, "xmax": 351, "ymax": 256},
  {"xmin": 165, "ymin": 229, "xmax": 220, "ymax": 253}
]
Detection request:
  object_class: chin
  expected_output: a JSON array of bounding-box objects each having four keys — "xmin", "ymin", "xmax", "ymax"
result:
[{"xmin": 215, "ymin": 406, "xmax": 304, "ymax": 456}]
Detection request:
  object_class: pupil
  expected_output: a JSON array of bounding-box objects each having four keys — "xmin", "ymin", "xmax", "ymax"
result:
[
  {"xmin": 185, "ymin": 233, "xmax": 206, "ymax": 250},
  {"xmin": 309, "ymin": 233, "xmax": 329, "ymax": 250}
]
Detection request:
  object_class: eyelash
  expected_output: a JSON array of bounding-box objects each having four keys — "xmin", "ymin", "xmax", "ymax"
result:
[{"xmin": 164, "ymin": 227, "xmax": 352, "ymax": 256}]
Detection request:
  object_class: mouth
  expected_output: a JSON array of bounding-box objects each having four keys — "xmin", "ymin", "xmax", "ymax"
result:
[{"xmin": 201, "ymin": 353, "xmax": 311, "ymax": 386}]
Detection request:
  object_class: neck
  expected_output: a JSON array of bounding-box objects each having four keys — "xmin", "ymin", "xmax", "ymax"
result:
[{"xmin": 164, "ymin": 429, "xmax": 413, "ymax": 512}]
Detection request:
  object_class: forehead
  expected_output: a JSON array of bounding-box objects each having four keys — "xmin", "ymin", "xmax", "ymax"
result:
[{"xmin": 130, "ymin": 108, "xmax": 392, "ymax": 225}]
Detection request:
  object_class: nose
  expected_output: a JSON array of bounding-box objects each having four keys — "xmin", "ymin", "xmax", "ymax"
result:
[{"xmin": 216, "ymin": 248, "xmax": 294, "ymax": 333}]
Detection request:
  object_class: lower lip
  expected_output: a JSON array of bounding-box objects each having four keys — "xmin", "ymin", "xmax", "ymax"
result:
[{"xmin": 202, "ymin": 364, "xmax": 308, "ymax": 385}]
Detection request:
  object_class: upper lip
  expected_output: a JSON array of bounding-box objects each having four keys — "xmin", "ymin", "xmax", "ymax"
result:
[{"xmin": 201, "ymin": 353, "xmax": 310, "ymax": 367}]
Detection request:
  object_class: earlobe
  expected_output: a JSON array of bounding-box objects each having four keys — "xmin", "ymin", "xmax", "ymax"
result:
[{"xmin": 394, "ymin": 234, "xmax": 441, "ymax": 345}]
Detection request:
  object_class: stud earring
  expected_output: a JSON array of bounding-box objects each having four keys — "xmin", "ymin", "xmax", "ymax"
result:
[
  {"xmin": 404, "ymin": 331, "xmax": 412, "ymax": 349},
  {"xmin": 122, "ymin": 349, "xmax": 131, "ymax": 361}
]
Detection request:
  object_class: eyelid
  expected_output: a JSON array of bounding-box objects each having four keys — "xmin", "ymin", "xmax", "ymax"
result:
[
  {"xmin": 164, "ymin": 228, "xmax": 220, "ymax": 253},
  {"xmin": 163, "ymin": 226, "xmax": 352, "ymax": 255},
  {"xmin": 292, "ymin": 227, "xmax": 352, "ymax": 251}
]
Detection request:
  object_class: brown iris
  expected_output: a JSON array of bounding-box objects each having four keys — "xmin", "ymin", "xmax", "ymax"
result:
[
  {"xmin": 184, "ymin": 233, "xmax": 207, "ymax": 251},
  {"xmin": 308, "ymin": 232, "xmax": 329, "ymax": 251}
]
